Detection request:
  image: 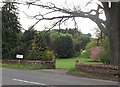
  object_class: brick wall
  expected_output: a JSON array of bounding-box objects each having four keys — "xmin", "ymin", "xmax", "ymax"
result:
[
  {"xmin": 75, "ymin": 62, "xmax": 118, "ymax": 75},
  {"xmin": 2, "ymin": 59, "xmax": 55, "ymax": 68}
]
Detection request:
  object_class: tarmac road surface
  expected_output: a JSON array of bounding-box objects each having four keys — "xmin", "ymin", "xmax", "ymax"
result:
[{"xmin": 2, "ymin": 68, "xmax": 119, "ymax": 86}]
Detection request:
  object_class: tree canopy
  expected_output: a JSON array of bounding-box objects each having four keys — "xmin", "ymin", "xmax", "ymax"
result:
[
  {"xmin": 2, "ymin": 2, "xmax": 21, "ymax": 59},
  {"xmin": 2, "ymin": 0, "xmax": 119, "ymax": 65},
  {"xmin": 20, "ymin": 0, "xmax": 118, "ymax": 65}
]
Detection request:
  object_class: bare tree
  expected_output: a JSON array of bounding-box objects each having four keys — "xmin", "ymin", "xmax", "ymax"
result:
[{"xmin": 2, "ymin": 0, "xmax": 119, "ymax": 65}]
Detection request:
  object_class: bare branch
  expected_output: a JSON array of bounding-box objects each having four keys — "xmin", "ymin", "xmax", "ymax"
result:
[
  {"xmin": 26, "ymin": 2, "xmax": 107, "ymax": 34},
  {"xmin": 43, "ymin": 10, "xmax": 60, "ymax": 15},
  {"xmin": 1, "ymin": 1, "xmax": 108, "ymax": 35},
  {"xmin": 72, "ymin": 18, "xmax": 78, "ymax": 29},
  {"xmin": 42, "ymin": 18, "xmax": 63, "ymax": 35},
  {"xmin": 61, "ymin": 18, "xmax": 69, "ymax": 25},
  {"xmin": 85, "ymin": 0, "xmax": 94, "ymax": 6},
  {"xmin": 34, "ymin": 12, "xmax": 44, "ymax": 18},
  {"xmin": 45, "ymin": 18, "xmax": 63, "ymax": 30}
]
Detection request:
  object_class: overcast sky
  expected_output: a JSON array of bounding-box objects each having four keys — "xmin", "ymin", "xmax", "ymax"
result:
[{"xmin": 18, "ymin": 0, "xmax": 105, "ymax": 37}]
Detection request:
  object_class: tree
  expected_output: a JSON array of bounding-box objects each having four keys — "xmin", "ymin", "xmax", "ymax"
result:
[
  {"xmin": 48, "ymin": 31, "xmax": 61, "ymax": 51},
  {"xmin": 72, "ymin": 33, "xmax": 91, "ymax": 56},
  {"xmin": 43, "ymin": 29, "xmax": 90, "ymax": 57},
  {"xmin": 5, "ymin": 0, "xmax": 119, "ymax": 65},
  {"xmin": 2, "ymin": 2, "xmax": 21, "ymax": 59},
  {"xmin": 0, "ymin": 11, "xmax": 2, "ymax": 60},
  {"xmin": 27, "ymin": 32, "xmax": 47, "ymax": 60},
  {"xmin": 24, "ymin": 1, "xmax": 119, "ymax": 65},
  {"xmin": 15, "ymin": 27, "xmax": 37, "ymax": 59},
  {"xmin": 80, "ymin": 34, "xmax": 91, "ymax": 50},
  {"xmin": 54, "ymin": 35, "xmax": 74, "ymax": 58}
]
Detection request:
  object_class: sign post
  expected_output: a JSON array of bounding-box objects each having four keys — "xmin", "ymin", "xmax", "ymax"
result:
[{"xmin": 16, "ymin": 54, "xmax": 23, "ymax": 64}]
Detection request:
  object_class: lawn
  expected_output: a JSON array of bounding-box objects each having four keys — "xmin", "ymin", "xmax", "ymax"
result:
[{"xmin": 56, "ymin": 56, "xmax": 103, "ymax": 69}]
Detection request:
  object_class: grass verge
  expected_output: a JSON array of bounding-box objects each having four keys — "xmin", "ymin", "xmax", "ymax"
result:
[
  {"xmin": 2, "ymin": 63, "xmax": 50, "ymax": 70},
  {"xmin": 68, "ymin": 68, "xmax": 118, "ymax": 81},
  {"xmin": 0, "ymin": 63, "xmax": 1, "ymax": 67}
]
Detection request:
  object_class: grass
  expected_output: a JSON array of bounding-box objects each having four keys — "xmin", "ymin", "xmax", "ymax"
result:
[
  {"xmin": 1, "ymin": 57, "xmax": 103, "ymax": 70},
  {"xmin": 68, "ymin": 68, "xmax": 118, "ymax": 81},
  {"xmin": 1, "ymin": 57, "xmax": 117, "ymax": 81},
  {"xmin": 56, "ymin": 57, "xmax": 118, "ymax": 81},
  {"xmin": 56, "ymin": 56, "xmax": 103, "ymax": 69},
  {"xmin": 2, "ymin": 63, "xmax": 50, "ymax": 70},
  {"xmin": 0, "ymin": 63, "xmax": 1, "ymax": 67}
]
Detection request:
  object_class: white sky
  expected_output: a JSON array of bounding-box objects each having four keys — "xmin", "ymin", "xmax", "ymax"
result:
[{"xmin": 18, "ymin": 0, "xmax": 106, "ymax": 37}]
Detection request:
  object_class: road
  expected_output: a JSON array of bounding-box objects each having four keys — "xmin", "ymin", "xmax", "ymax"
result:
[{"xmin": 2, "ymin": 68, "xmax": 119, "ymax": 86}]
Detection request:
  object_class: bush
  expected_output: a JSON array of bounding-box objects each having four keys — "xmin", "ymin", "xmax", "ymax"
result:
[
  {"xmin": 81, "ymin": 50, "xmax": 90, "ymax": 58},
  {"xmin": 81, "ymin": 38, "xmax": 112, "ymax": 64},
  {"xmin": 81, "ymin": 40, "xmax": 97, "ymax": 58},
  {"xmin": 90, "ymin": 46, "xmax": 103, "ymax": 61},
  {"xmin": 42, "ymin": 51, "xmax": 55, "ymax": 61},
  {"xmin": 99, "ymin": 38, "xmax": 112, "ymax": 64},
  {"xmin": 99, "ymin": 50, "xmax": 111, "ymax": 64}
]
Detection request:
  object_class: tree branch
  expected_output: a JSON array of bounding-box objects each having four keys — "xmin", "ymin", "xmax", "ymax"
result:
[
  {"xmin": 72, "ymin": 17, "xmax": 78, "ymax": 29},
  {"xmin": 2, "ymin": 1, "xmax": 108, "ymax": 35}
]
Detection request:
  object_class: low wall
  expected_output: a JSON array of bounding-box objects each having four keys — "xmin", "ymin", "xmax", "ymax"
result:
[
  {"xmin": 75, "ymin": 62, "xmax": 118, "ymax": 75},
  {"xmin": 2, "ymin": 59, "xmax": 55, "ymax": 69}
]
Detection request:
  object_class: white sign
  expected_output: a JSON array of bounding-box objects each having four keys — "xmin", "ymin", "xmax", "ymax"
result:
[{"xmin": 16, "ymin": 54, "xmax": 23, "ymax": 59}]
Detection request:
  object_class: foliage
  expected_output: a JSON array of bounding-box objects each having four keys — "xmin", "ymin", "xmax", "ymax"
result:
[
  {"xmin": 86, "ymin": 40, "xmax": 97, "ymax": 50},
  {"xmin": 81, "ymin": 40, "xmax": 97, "ymax": 58},
  {"xmin": 99, "ymin": 38, "xmax": 112, "ymax": 64},
  {"xmin": 16, "ymin": 0, "xmax": 118, "ymax": 65},
  {"xmin": 44, "ymin": 29, "xmax": 91, "ymax": 58},
  {"xmin": 79, "ymin": 34, "xmax": 91, "ymax": 50},
  {"xmin": 27, "ymin": 32, "xmax": 47, "ymax": 60},
  {"xmin": 47, "ymin": 31, "xmax": 62, "ymax": 51},
  {"xmin": 90, "ymin": 46, "xmax": 103, "ymax": 61},
  {"xmin": 54, "ymin": 28, "xmax": 80, "ymax": 35},
  {"xmin": 2, "ymin": 2, "xmax": 21, "ymax": 59},
  {"xmin": 99, "ymin": 50, "xmax": 111, "ymax": 64},
  {"xmin": 81, "ymin": 38, "xmax": 112, "ymax": 64},
  {"xmin": 54, "ymin": 35, "xmax": 74, "ymax": 58},
  {"xmin": 15, "ymin": 29, "xmax": 37, "ymax": 59},
  {"xmin": 42, "ymin": 50, "xmax": 55, "ymax": 61}
]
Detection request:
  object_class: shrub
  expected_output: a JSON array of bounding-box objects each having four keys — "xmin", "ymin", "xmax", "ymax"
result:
[
  {"xmin": 81, "ymin": 40, "xmax": 97, "ymax": 58},
  {"xmin": 42, "ymin": 51, "xmax": 55, "ymax": 61},
  {"xmin": 99, "ymin": 50, "xmax": 111, "ymax": 64},
  {"xmin": 99, "ymin": 38, "xmax": 112, "ymax": 64},
  {"xmin": 90, "ymin": 46, "xmax": 104, "ymax": 61},
  {"xmin": 81, "ymin": 50, "xmax": 90, "ymax": 58}
]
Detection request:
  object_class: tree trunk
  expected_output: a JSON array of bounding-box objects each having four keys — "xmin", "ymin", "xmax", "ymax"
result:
[
  {"xmin": 108, "ymin": 2, "xmax": 119, "ymax": 65},
  {"xmin": 118, "ymin": 2, "xmax": 120, "ymax": 67}
]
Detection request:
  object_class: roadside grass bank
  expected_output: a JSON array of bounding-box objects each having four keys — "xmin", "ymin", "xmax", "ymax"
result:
[
  {"xmin": 0, "ymin": 63, "xmax": 1, "ymax": 67},
  {"xmin": 68, "ymin": 68, "xmax": 118, "ymax": 81},
  {"xmin": 2, "ymin": 64, "xmax": 50, "ymax": 70}
]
